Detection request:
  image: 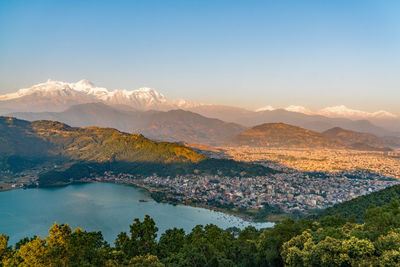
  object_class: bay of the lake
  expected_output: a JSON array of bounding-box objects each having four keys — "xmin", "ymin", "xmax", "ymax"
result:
[{"xmin": 0, "ymin": 182, "xmax": 273, "ymax": 244}]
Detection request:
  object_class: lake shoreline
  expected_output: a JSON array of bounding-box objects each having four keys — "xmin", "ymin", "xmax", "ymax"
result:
[
  {"xmin": 44, "ymin": 179, "xmax": 286, "ymax": 223},
  {"xmin": 0, "ymin": 182, "xmax": 274, "ymax": 245},
  {"xmin": 1, "ymin": 179, "xmax": 285, "ymax": 223},
  {"xmin": 93, "ymin": 180, "xmax": 287, "ymax": 223},
  {"xmin": 120, "ymin": 181, "xmax": 290, "ymax": 223}
]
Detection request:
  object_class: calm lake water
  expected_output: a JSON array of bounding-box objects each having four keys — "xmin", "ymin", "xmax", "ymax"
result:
[{"xmin": 0, "ymin": 182, "xmax": 273, "ymax": 244}]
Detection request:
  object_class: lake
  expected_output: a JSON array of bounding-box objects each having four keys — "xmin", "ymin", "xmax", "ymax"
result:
[{"xmin": 0, "ymin": 182, "xmax": 274, "ymax": 244}]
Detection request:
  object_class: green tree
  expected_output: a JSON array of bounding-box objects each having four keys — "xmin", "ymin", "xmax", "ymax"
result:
[
  {"xmin": 45, "ymin": 222, "xmax": 72, "ymax": 266},
  {"xmin": 129, "ymin": 254, "xmax": 164, "ymax": 267},
  {"xmin": 374, "ymin": 229, "xmax": 400, "ymax": 255},
  {"xmin": 234, "ymin": 226, "xmax": 260, "ymax": 266},
  {"xmin": 157, "ymin": 228, "xmax": 185, "ymax": 261},
  {"xmin": 0, "ymin": 234, "xmax": 13, "ymax": 265},
  {"xmin": 168, "ymin": 224, "xmax": 236, "ymax": 267},
  {"xmin": 342, "ymin": 236, "xmax": 375, "ymax": 265},
  {"xmin": 364, "ymin": 199, "xmax": 400, "ymax": 240},
  {"xmin": 281, "ymin": 231, "xmax": 313, "ymax": 267},
  {"xmin": 17, "ymin": 237, "xmax": 49, "ymax": 267},
  {"xmin": 67, "ymin": 228, "xmax": 109, "ymax": 266},
  {"xmin": 115, "ymin": 215, "xmax": 158, "ymax": 260},
  {"xmin": 257, "ymin": 218, "xmax": 315, "ymax": 266},
  {"xmin": 378, "ymin": 250, "xmax": 400, "ymax": 267}
]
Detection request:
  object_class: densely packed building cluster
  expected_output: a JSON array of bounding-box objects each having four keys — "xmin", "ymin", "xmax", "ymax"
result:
[{"xmin": 96, "ymin": 169, "xmax": 398, "ymax": 213}]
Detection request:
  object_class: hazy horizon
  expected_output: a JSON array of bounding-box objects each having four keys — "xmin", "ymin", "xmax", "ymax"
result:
[{"xmin": 1, "ymin": 0, "xmax": 399, "ymax": 114}]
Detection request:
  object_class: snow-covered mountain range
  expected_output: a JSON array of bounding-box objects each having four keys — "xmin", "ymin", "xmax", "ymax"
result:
[
  {"xmin": 0, "ymin": 79, "xmax": 179, "ymax": 112},
  {"xmin": 256, "ymin": 104, "xmax": 398, "ymax": 120},
  {"xmin": 1, "ymin": 79, "xmax": 397, "ymax": 119},
  {"xmin": 1, "ymin": 80, "xmax": 399, "ymax": 135}
]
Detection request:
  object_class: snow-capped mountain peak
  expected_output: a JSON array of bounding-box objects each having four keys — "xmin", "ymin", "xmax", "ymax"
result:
[
  {"xmin": 74, "ymin": 79, "xmax": 96, "ymax": 89},
  {"xmin": 284, "ymin": 105, "xmax": 313, "ymax": 114},
  {"xmin": 254, "ymin": 103, "xmax": 398, "ymax": 119},
  {"xmin": 0, "ymin": 80, "xmax": 75, "ymax": 101},
  {"xmin": 318, "ymin": 105, "xmax": 398, "ymax": 119},
  {"xmin": 0, "ymin": 79, "xmax": 175, "ymax": 113},
  {"xmin": 255, "ymin": 105, "xmax": 275, "ymax": 112}
]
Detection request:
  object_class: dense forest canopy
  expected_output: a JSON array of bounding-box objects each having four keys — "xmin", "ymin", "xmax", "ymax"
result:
[{"xmin": 1, "ymin": 200, "xmax": 400, "ymax": 266}]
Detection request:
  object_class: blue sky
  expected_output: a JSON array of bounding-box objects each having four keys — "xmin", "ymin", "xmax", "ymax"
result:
[{"xmin": 0, "ymin": 0, "xmax": 399, "ymax": 113}]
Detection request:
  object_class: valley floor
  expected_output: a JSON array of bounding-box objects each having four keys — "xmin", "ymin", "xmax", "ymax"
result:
[{"xmin": 223, "ymin": 147, "xmax": 400, "ymax": 178}]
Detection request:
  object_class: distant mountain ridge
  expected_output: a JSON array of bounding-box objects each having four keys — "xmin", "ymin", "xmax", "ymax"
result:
[
  {"xmin": 11, "ymin": 103, "xmax": 400, "ymax": 148},
  {"xmin": 10, "ymin": 103, "xmax": 246, "ymax": 145},
  {"xmin": 187, "ymin": 105, "xmax": 394, "ymax": 136},
  {"xmin": 256, "ymin": 104, "xmax": 397, "ymax": 119},
  {"xmin": 1, "ymin": 79, "xmax": 399, "ymax": 135}
]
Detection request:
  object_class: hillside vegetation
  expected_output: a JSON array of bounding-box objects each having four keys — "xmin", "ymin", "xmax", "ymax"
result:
[
  {"xmin": 0, "ymin": 116, "xmax": 206, "ymax": 165},
  {"xmin": 229, "ymin": 123, "xmax": 344, "ymax": 148},
  {"xmin": 311, "ymin": 184, "xmax": 400, "ymax": 222}
]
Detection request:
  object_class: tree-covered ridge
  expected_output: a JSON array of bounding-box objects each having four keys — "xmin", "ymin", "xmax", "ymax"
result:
[
  {"xmin": 0, "ymin": 117, "xmax": 274, "ymax": 185},
  {"xmin": 33, "ymin": 121, "xmax": 207, "ymax": 163},
  {"xmin": 310, "ymin": 184, "xmax": 400, "ymax": 222},
  {"xmin": 0, "ymin": 116, "xmax": 206, "ymax": 168},
  {"xmin": 1, "ymin": 201, "xmax": 400, "ymax": 266}
]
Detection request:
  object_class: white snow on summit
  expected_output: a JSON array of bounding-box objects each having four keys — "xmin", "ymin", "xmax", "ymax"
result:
[
  {"xmin": 254, "ymin": 103, "xmax": 397, "ymax": 119},
  {"xmin": 318, "ymin": 105, "xmax": 398, "ymax": 119},
  {"xmin": 0, "ymin": 79, "xmax": 171, "ymax": 110},
  {"xmin": 284, "ymin": 105, "xmax": 313, "ymax": 115},
  {"xmin": 255, "ymin": 105, "xmax": 275, "ymax": 112},
  {"xmin": 1, "ymin": 80, "xmax": 398, "ymax": 120}
]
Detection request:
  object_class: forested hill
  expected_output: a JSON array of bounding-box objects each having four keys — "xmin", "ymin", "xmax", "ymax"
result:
[
  {"xmin": 0, "ymin": 117, "xmax": 274, "ymax": 185},
  {"xmin": 310, "ymin": 184, "xmax": 400, "ymax": 222},
  {"xmin": 228, "ymin": 123, "xmax": 345, "ymax": 148},
  {"xmin": 0, "ymin": 116, "xmax": 206, "ymax": 164}
]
